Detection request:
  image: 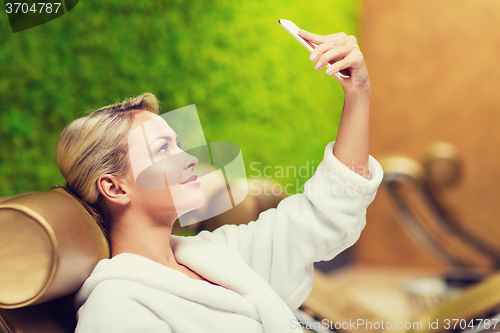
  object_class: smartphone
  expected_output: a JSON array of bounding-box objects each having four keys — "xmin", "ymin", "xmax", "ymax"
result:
[{"xmin": 278, "ymin": 19, "xmax": 350, "ymax": 79}]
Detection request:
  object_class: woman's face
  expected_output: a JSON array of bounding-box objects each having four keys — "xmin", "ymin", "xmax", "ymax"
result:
[{"xmin": 126, "ymin": 111, "xmax": 205, "ymax": 221}]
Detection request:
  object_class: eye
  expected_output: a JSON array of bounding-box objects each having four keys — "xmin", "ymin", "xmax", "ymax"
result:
[
  {"xmin": 176, "ymin": 140, "xmax": 181, "ymax": 148},
  {"xmin": 158, "ymin": 143, "xmax": 169, "ymax": 154}
]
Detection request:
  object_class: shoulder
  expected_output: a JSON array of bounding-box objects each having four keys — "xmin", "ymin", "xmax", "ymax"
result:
[
  {"xmin": 76, "ymin": 279, "xmax": 172, "ymax": 333},
  {"xmin": 80, "ymin": 279, "xmax": 145, "ymax": 310}
]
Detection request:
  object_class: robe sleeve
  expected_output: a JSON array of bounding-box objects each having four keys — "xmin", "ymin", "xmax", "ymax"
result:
[{"xmin": 195, "ymin": 141, "xmax": 384, "ymax": 310}]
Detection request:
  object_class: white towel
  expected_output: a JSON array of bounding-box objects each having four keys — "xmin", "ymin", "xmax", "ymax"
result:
[{"xmin": 74, "ymin": 141, "xmax": 384, "ymax": 333}]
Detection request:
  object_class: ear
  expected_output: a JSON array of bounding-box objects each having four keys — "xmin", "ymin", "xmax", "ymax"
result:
[{"xmin": 97, "ymin": 174, "xmax": 130, "ymax": 206}]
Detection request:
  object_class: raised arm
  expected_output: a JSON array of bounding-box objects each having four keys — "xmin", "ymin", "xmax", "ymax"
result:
[
  {"xmin": 299, "ymin": 30, "xmax": 371, "ymax": 178},
  {"xmin": 194, "ymin": 30, "xmax": 382, "ymax": 311}
]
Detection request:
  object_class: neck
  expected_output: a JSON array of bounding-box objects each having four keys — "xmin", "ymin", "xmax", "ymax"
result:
[{"xmin": 109, "ymin": 208, "xmax": 181, "ymax": 269}]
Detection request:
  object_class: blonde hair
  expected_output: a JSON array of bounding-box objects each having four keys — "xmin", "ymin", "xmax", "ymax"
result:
[{"xmin": 55, "ymin": 93, "xmax": 160, "ymax": 240}]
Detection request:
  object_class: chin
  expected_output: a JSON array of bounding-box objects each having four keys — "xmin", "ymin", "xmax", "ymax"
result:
[
  {"xmin": 193, "ymin": 190, "xmax": 206, "ymax": 209},
  {"xmin": 188, "ymin": 189, "xmax": 206, "ymax": 213},
  {"xmin": 172, "ymin": 187, "xmax": 206, "ymax": 217}
]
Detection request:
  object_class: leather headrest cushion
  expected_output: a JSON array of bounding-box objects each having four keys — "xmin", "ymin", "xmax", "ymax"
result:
[{"xmin": 0, "ymin": 188, "xmax": 110, "ymax": 309}]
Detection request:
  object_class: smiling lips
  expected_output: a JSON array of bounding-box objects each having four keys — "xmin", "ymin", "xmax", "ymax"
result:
[{"xmin": 181, "ymin": 175, "xmax": 198, "ymax": 185}]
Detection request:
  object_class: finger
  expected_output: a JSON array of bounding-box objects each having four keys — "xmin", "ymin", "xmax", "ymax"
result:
[
  {"xmin": 298, "ymin": 30, "xmax": 326, "ymax": 45},
  {"xmin": 326, "ymin": 32, "xmax": 349, "ymax": 42},
  {"xmin": 314, "ymin": 44, "xmax": 355, "ymax": 71},
  {"xmin": 325, "ymin": 58, "xmax": 349, "ymax": 77},
  {"xmin": 325, "ymin": 54, "xmax": 362, "ymax": 76},
  {"xmin": 309, "ymin": 38, "xmax": 348, "ymax": 62}
]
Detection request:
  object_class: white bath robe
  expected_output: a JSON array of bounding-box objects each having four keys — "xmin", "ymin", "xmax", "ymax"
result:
[{"xmin": 74, "ymin": 141, "xmax": 384, "ymax": 333}]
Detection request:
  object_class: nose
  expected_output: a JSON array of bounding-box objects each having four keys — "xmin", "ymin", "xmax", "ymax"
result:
[{"xmin": 183, "ymin": 151, "xmax": 198, "ymax": 170}]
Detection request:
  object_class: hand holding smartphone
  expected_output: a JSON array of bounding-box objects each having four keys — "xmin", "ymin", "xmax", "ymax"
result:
[{"xmin": 278, "ymin": 19, "xmax": 350, "ymax": 79}]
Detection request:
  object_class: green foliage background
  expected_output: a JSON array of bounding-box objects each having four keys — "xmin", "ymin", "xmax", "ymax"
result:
[{"xmin": 0, "ymin": 0, "xmax": 359, "ymax": 197}]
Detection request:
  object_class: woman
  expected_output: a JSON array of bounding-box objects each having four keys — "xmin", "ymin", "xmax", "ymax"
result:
[{"xmin": 56, "ymin": 29, "xmax": 383, "ymax": 332}]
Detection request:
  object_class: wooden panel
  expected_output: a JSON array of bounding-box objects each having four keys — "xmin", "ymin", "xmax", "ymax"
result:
[{"xmin": 355, "ymin": 0, "xmax": 500, "ymax": 268}]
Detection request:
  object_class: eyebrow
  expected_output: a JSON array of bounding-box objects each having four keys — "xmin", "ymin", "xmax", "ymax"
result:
[{"xmin": 146, "ymin": 135, "xmax": 179, "ymax": 148}]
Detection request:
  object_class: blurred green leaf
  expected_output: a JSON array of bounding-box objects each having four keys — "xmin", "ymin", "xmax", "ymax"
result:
[{"xmin": 0, "ymin": 0, "xmax": 359, "ymax": 196}]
